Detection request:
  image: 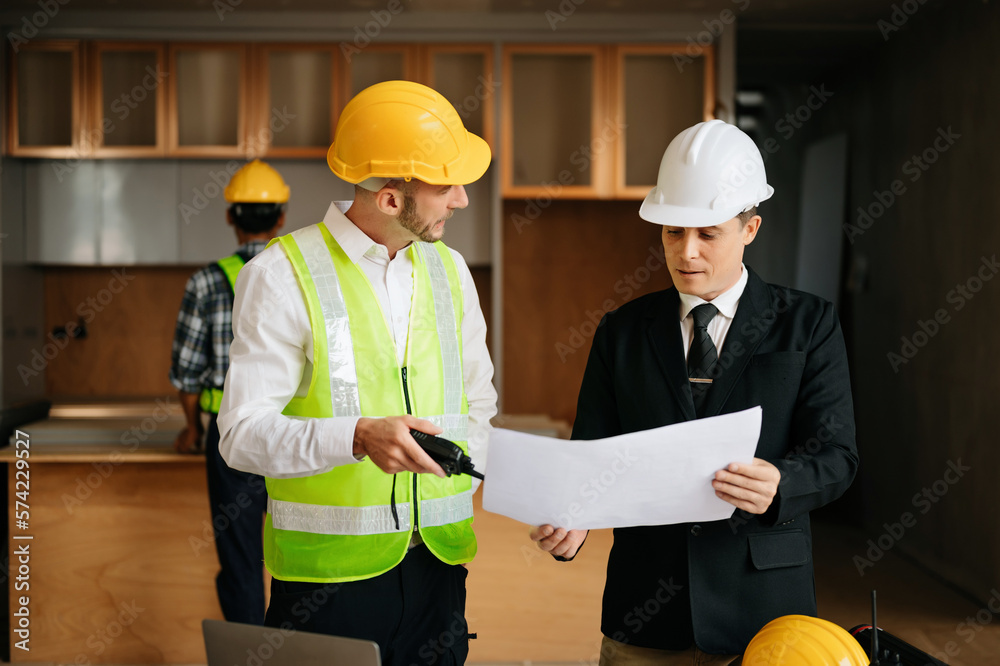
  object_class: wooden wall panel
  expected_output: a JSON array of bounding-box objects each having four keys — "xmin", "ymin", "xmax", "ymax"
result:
[
  {"xmin": 41, "ymin": 265, "xmax": 493, "ymax": 399},
  {"xmin": 502, "ymin": 200, "xmax": 668, "ymax": 424},
  {"xmin": 43, "ymin": 267, "xmax": 192, "ymax": 398}
]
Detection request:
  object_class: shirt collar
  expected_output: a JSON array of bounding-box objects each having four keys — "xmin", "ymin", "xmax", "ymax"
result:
[
  {"xmin": 321, "ymin": 201, "xmax": 402, "ymax": 265},
  {"xmin": 678, "ymin": 264, "xmax": 748, "ymax": 322},
  {"xmin": 237, "ymin": 240, "xmax": 269, "ymax": 260}
]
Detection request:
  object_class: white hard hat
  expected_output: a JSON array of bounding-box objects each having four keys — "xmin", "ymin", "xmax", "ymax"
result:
[{"xmin": 639, "ymin": 119, "xmax": 774, "ymax": 227}]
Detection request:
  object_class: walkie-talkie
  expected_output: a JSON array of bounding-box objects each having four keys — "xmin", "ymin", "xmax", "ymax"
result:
[
  {"xmin": 850, "ymin": 590, "xmax": 947, "ymax": 665},
  {"xmin": 409, "ymin": 429, "xmax": 484, "ymax": 480}
]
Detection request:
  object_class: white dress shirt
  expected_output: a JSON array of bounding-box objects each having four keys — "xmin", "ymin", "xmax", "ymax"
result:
[
  {"xmin": 678, "ymin": 264, "xmax": 749, "ymax": 360},
  {"xmin": 218, "ymin": 202, "xmax": 497, "ymax": 489}
]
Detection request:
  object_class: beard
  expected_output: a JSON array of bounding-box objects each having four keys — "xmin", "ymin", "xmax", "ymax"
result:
[{"xmin": 397, "ymin": 193, "xmax": 451, "ymax": 243}]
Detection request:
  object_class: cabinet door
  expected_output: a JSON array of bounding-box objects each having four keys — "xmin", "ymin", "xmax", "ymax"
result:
[
  {"xmin": 425, "ymin": 44, "xmax": 496, "ymax": 153},
  {"xmin": 100, "ymin": 161, "xmax": 180, "ymax": 264},
  {"xmin": 502, "ymin": 45, "xmax": 609, "ymax": 199},
  {"xmin": 613, "ymin": 45, "xmax": 715, "ymax": 199},
  {"xmin": 89, "ymin": 42, "xmax": 167, "ymax": 157},
  {"xmin": 342, "ymin": 45, "xmax": 417, "ymax": 101},
  {"xmin": 7, "ymin": 40, "xmax": 82, "ymax": 158},
  {"xmin": 25, "ymin": 161, "xmax": 101, "ymax": 264},
  {"xmin": 168, "ymin": 44, "xmax": 248, "ymax": 157},
  {"xmin": 425, "ymin": 45, "xmax": 495, "ymax": 266},
  {"xmin": 255, "ymin": 45, "xmax": 337, "ymax": 158}
]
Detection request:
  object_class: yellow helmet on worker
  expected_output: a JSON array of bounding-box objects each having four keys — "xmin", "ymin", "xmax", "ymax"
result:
[
  {"xmin": 743, "ymin": 615, "xmax": 870, "ymax": 665},
  {"xmin": 327, "ymin": 80, "xmax": 491, "ymax": 192},
  {"xmin": 224, "ymin": 159, "xmax": 290, "ymax": 204}
]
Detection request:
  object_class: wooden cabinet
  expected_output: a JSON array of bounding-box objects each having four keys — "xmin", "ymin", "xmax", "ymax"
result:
[
  {"xmin": 88, "ymin": 42, "xmax": 167, "ymax": 157},
  {"xmin": 255, "ymin": 45, "xmax": 339, "ymax": 158},
  {"xmin": 6, "ymin": 40, "xmax": 83, "ymax": 158},
  {"xmin": 613, "ymin": 44, "xmax": 714, "ymax": 198},
  {"xmin": 502, "ymin": 43, "xmax": 714, "ymax": 200},
  {"xmin": 168, "ymin": 43, "xmax": 249, "ymax": 157},
  {"xmin": 502, "ymin": 45, "xmax": 608, "ymax": 199},
  {"xmin": 425, "ymin": 44, "xmax": 496, "ymax": 153},
  {"xmin": 344, "ymin": 44, "xmax": 418, "ymax": 98}
]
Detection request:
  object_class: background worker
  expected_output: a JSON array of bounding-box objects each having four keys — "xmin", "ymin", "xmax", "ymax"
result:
[
  {"xmin": 218, "ymin": 81, "xmax": 496, "ymax": 666},
  {"xmin": 169, "ymin": 159, "xmax": 289, "ymax": 625},
  {"xmin": 531, "ymin": 120, "xmax": 858, "ymax": 664}
]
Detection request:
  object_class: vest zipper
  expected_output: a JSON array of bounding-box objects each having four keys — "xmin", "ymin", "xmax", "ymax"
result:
[{"xmin": 400, "ymin": 367, "xmax": 418, "ymax": 535}]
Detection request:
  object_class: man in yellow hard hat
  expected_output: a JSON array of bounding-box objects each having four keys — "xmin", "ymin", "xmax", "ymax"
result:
[
  {"xmin": 218, "ymin": 81, "xmax": 496, "ymax": 665},
  {"xmin": 169, "ymin": 159, "xmax": 289, "ymax": 625}
]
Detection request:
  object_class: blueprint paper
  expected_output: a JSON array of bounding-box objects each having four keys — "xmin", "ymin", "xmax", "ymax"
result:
[{"xmin": 482, "ymin": 407, "xmax": 762, "ymax": 529}]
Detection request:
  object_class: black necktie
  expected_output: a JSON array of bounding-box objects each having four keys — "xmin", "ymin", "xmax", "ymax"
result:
[{"xmin": 688, "ymin": 303, "xmax": 719, "ymax": 416}]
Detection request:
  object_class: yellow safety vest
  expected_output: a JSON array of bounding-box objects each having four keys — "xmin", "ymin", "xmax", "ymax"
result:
[
  {"xmin": 199, "ymin": 254, "xmax": 246, "ymax": 414},
  {"xmin": 264, "ymin": 223, "xmax": 475, "ymax": 583}
]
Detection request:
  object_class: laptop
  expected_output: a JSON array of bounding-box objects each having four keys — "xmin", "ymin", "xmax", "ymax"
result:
[{"xmin": 202, "ymin": 619, "xmax": 381, "ymax": 666}]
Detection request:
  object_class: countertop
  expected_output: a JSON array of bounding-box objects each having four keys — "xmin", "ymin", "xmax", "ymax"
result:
[
  {"xmin": 1, "ymin": 399, "xmax": 572, "ymax": 463},
  {"xmin": 2, "ymin": 398, "xmax": 198, "ymax": 463}
]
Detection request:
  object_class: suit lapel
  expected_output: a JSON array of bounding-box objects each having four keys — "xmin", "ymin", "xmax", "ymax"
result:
[
  {"xmin": 646, "ymin": 289, "xmax": 697, "ymax": 422},
  {"xmin": 701, "ymin": 267, "xmax": 774, "ymax": 417}
]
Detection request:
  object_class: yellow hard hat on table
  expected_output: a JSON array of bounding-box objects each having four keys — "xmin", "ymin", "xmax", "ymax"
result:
[{"xmin": 327, "ymin": 80, "xmax": 491, "ymax": 191}]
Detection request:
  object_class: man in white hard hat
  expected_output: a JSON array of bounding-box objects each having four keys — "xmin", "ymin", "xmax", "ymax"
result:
[
  {"xmin": 531, "ymin": 120, "xmax": 858, "ymax": 664},
  {"xmin": 217, "ymin": 81, "xmax": 496, "ymax": 665},
  {"xmin": 170, "ymin": 159, "xmax": 288, "ymax": 624}
]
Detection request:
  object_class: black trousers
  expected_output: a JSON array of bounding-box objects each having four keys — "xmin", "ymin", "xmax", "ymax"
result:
[
  {"xmin": 264, "ymin": 544, "xmax": 470, "ymax": 666},
  {"xmin": 205, "ymin": 414, "xmax": 268, "ymax": 624}
]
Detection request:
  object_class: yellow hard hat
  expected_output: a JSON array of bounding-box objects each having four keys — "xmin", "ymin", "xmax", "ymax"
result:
[
  {"xmin": 743, "ymin": 615, "xmax": 870, "ymax": 665},
  {"xmin": 327, "ymin": 80, "xmax": 491, "ymax": 188},
  {"xmin": 224, "ymin": 159, "xmax": 290, "ymax": 203}
]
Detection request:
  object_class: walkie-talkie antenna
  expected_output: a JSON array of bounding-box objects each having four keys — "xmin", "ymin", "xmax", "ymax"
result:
[{"xmin": 871, "ymin": 589, "xmax": 879, "ymax": 665}]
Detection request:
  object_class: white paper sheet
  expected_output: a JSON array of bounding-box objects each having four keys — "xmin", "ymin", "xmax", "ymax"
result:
[{"xmin": 482, "ymin": 406, "xmax": 762, "ymax": 530}]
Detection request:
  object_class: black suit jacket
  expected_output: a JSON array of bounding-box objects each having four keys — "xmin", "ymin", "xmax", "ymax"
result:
[{"xmin": 572, "ymin": 266, "xmax": 858, "ymax": 654}]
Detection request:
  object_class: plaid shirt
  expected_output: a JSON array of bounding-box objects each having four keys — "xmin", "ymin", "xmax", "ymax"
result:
[{"xmin": 170, "ymin": 241, "xmax": 268, "ymax": 395}]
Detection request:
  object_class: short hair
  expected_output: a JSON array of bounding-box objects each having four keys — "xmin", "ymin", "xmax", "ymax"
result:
[
  {"xmin": 737, "ymin": 206, "xmax": 758, "ymax": 227},
  {"xmin": 228, "ymin": 203, "xmax": 285, "ymax": 233}
]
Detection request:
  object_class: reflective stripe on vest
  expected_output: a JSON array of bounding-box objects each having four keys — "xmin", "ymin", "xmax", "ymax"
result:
[
  {"xmin": 264, "ymin": 223, "xmax": 474, "ymax": 583},
  {"xmin": 268, "ymin": 489, "xmax": 473, "ymax": 535},
  {"xmin": 199, "ymin": 254, "xmax": 245, "ymax": 414}
]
